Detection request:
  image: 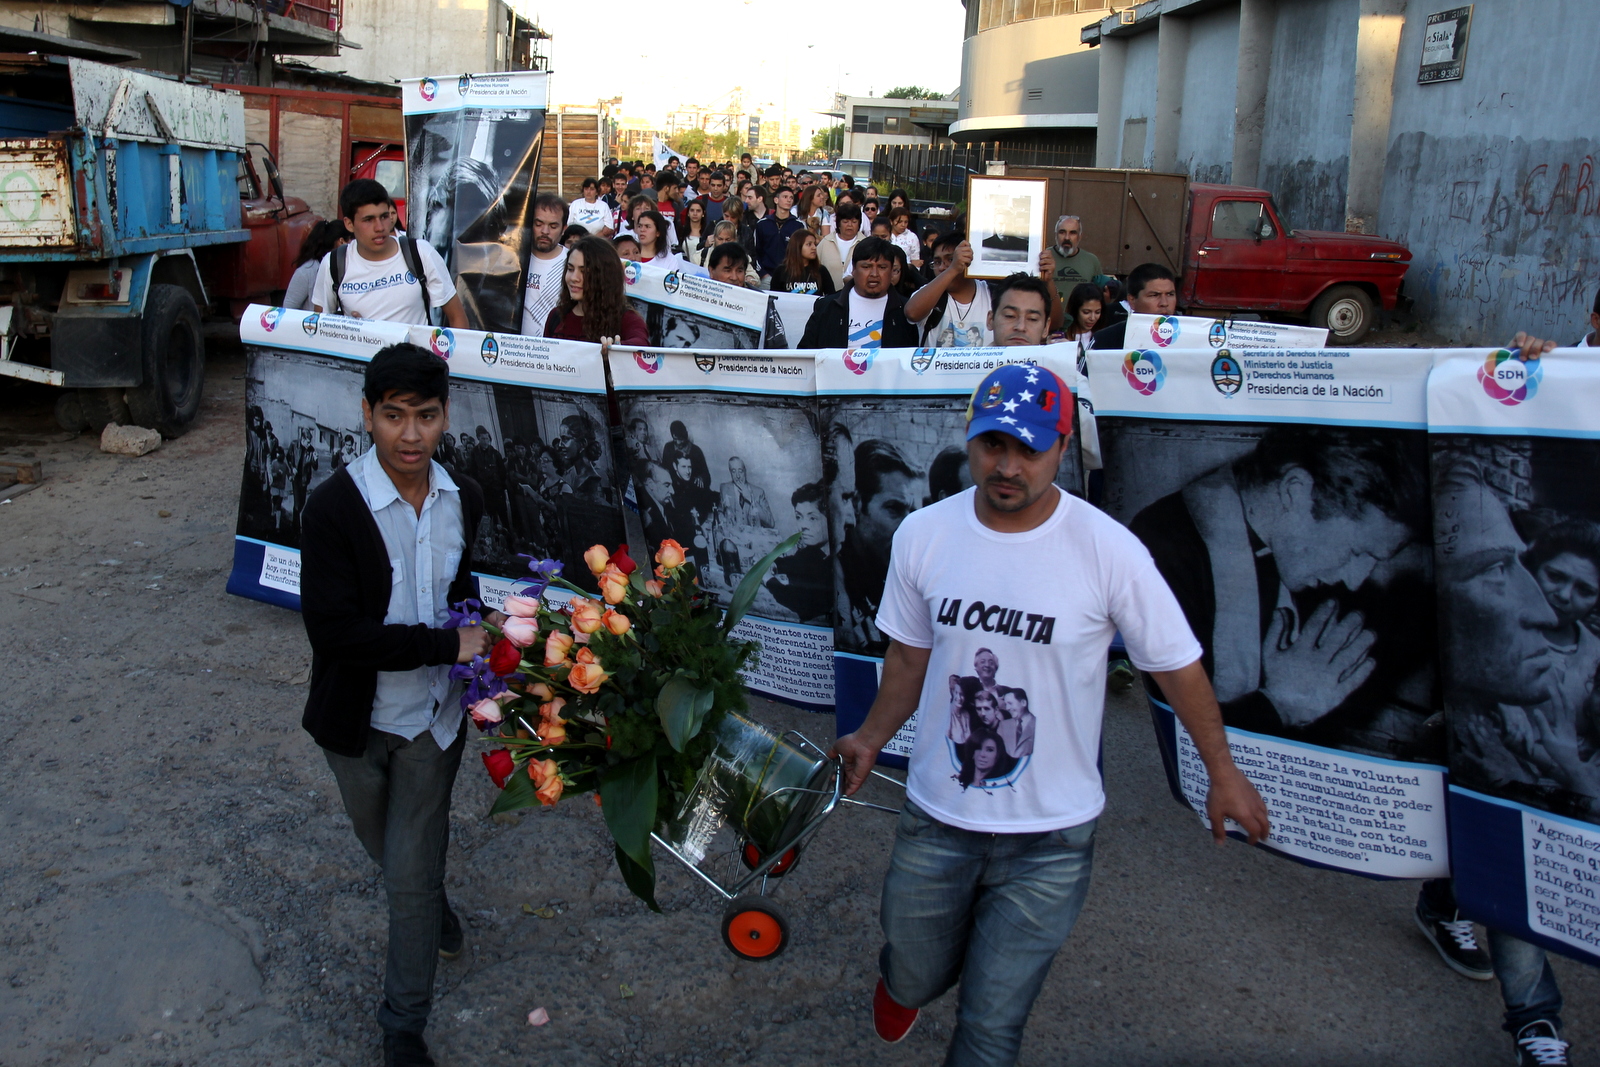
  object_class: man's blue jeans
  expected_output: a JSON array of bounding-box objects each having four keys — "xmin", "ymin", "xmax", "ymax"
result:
[
  {"xmin": 879, "ymin": 799, "xmax": 1097, "ymax": 1067},
  {"xmin": 1419, "ymin": 878, "xmax": 1563, "ymax": 1033},
  {"xmin": 325, "ymin": 721, "xmax": 465, "ymax": 1035}
]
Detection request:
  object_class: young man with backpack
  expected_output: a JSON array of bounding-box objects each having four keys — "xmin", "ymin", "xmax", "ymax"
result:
[{"xmin": 314, "ymin": 179, "xmax": 465, "ymax": 328}]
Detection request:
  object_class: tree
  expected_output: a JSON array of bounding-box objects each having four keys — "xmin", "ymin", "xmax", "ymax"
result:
[
  {"xmin": 884, "ymin": 86, "xmax": 941, "ymax": 100},
  {"xmin": 709, "ymin": 131, "xmax": 745, "ymax": 161},
  {"xmin": 811, "ymin": 124, "xmax": 843, "ymax": 155},
  {"xmin": 671, "ymin": 129, "xmax": 709, "ymax": 158}
]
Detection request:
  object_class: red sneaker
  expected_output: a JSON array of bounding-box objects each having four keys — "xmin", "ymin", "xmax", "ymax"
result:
[{"xmin": 873, "ymin": 977, "xmax": 919, "ymax": 1044}]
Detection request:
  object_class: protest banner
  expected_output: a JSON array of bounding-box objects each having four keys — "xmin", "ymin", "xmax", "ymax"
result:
[
  {"xmin": 402, "ymin": 71, "xmax": 549, "ymax": 333},
  {"xmin": 821, "ymin": 346, "xmax": 1081, "ymax": 768},
  {"xmin": 1122, "ymin": 313, "xmax": 1328, "ymax": 351},
  {"xmin": 1429, "ymin": 346, "xmax": 1600, "ymax": 965},
  {"xmin": 608, "ymin": 346, "xmax": 833, "ymax": 709},
  {"xmin": 1088, "ymin": 344, "xmax": 1447, "ymax": 878},
  {"xmin": 620, "ymin": 260, "xmax": 807, "ymax": 349},
  {"xmin": 227, "ymin": 305, "xmax": 623, "ymax": 610}
]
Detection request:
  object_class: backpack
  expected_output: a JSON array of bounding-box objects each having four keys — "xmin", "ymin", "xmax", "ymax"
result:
[{"xmin": 327, "ymin": 236, "xmax": 432, "ymax": 321}]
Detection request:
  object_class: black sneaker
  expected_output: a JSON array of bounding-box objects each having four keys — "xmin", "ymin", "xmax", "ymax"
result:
[
  {"xmin": 1414, "ymin": 900, "xmax": 1493, "ymax": 980},
  {"xmin": 1108, "ymin": 659, "xmax": 1136, "ymax": 693},
  {"xmin": 383, "ymin": 1031, "xmax": 436, "ymax": 1067},
  {"xmin": 439, "ymin": 900, "xmax": 463, "ymax": 960},
  {"xmin": 1514, "ymin": 1020, "xmax": 1569, "ymax": 1067}
]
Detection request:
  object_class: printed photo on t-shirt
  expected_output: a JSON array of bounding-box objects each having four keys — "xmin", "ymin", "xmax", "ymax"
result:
[{"xmin": 943, "ymin": 646, "xmax": 1035, "ymax": 791}]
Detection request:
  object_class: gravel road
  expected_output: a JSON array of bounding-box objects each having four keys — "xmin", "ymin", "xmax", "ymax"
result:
[{"xmin": 1, "ymin": 349, "xmax": 1595, "ymax": 1067}]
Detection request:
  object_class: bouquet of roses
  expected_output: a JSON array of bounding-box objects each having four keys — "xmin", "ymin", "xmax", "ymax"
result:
[{"xmin": 453, "ymin": 533, "xmax": 799, "ymax": 909}]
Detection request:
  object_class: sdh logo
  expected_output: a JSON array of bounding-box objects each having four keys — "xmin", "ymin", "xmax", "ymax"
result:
[
  {"xmin": 1121, "ymin": 350, "xmax": 1166, "ymax": 395},
  {"xmin": 1477, "ymin": 349, "xmax": 1542, "ymax": 406},
  {"xmin": 1149, "ymin": 316, "xmax": 1181, "ymax": 347},
  {"xmin": 430, "ymin": 328, "xmax": 454, "ymax": 360}
]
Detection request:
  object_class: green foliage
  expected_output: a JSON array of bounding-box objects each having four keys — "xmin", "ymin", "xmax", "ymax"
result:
[
  {"xmin": 657, "ymin": 674, "xmax": 716, "ymax": 752},
  {"xmin": 884, "ymin": 86, "xmax": 941, "ymax": 100},
  {"xmin": 488, "ymin": 768, "xmax": 536, "ymax": 814},
  {"xmin": 811, "ymin": 125, "xmax": 844, "ymax": 154},
  {"xmin": 671, "ymin": 129, "xmax": 709, "ymax": 158}
]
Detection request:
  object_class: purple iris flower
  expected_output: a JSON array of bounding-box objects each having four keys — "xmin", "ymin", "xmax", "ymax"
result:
[
  {"xmin": 514, "ymin": 556, "xmax": 564, "ymax": 598},
  {"xmin": 446, "ymin": 598, "xmax": 484, "ymax": 629},
  {"xmin": 449, "ymin": 654, "xmax": 508, "ymax": 709}
]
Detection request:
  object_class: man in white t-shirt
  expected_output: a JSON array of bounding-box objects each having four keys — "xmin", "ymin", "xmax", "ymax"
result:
[
  {"xmin": 832, "ymin": 363, "xmax": 1269, "ymax": 1063},
  {"xmin": 797, "ymin": 237, "xmax": 919, "ymax": 350},
  {"xmin": 907, "ymin": 233, "xmax": 993, "ymax": 348},
  {"xmin": 569, "ymin": 178, "xmax": 615, "ymax": 236},
  {"xmin": 519, "ymin": 193, "xmax": 569, "ymax": 337},
  {"xmin": 313, "ymin": 179, "xmax": 464, "ymax": 327}
]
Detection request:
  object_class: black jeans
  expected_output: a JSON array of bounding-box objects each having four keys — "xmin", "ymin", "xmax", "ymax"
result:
[{"xmin": 325, "ymin": 720, "xmax": 465, "ymax": 1035}]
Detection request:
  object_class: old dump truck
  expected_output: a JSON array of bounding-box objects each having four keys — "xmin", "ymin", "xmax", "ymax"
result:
[
  {"xmin": 1008, "ymin": 167, "xmax": 1413, "ymax": 344},
  {"xmin": 0, "ymin": 56, "xmax": 252, "ymax": 437}
]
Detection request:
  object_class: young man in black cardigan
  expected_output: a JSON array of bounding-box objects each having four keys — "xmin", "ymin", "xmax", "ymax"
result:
[{"xmin": 299, "ymin": 343, "xmax": 501, "ymax": 1067}]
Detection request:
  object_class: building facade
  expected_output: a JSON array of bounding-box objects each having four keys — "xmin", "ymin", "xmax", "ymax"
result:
[
  {"xmin": 826, "ymin": 95, "xmax": 959, "ymax": 162},
  {"xmin": 1087, "ymin": 0, "xmax": 1600, "ymax": 344},
  {"xmin": 303, "ymin": 0, "xmax": 546, "ymax": 85},
  {"xmin": 954, "ymin": 0, "xmax": 1102, "ymax": 150}
]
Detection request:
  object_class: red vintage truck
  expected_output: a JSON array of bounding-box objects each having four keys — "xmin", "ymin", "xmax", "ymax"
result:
[{"xmin": 1010, "ymin": 168, "xmax": 1412, "ymax": 344}]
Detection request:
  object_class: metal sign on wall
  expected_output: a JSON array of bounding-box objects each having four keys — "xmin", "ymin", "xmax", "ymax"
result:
[{"xmin": 1418, "ymin": 5, "xmax": 1473, "ymax": 84}]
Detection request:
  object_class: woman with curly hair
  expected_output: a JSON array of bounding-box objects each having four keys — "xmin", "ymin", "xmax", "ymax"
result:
[{"xmin": 543, "ymin": 236, "xmax": 648, "ymax": 346}]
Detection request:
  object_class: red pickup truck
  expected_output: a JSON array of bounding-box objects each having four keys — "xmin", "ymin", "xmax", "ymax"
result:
[{"xmin": 1010, "ymin": 168, "xmax": 1412, "ymax": 344}]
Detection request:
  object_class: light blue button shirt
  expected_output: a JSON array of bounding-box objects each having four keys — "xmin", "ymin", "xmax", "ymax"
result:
[{"xmin": 348, "ymin": 448, "xmax": 466, "ymax": 749}]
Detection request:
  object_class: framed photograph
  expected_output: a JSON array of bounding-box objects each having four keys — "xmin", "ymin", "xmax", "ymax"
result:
[{"xmin": 965, "ymin": 175, "xmax": 1047, "ymax": 280}]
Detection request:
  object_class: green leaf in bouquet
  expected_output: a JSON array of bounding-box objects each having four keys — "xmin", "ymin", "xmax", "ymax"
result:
[
  {"xmin": 656, "ymin": 675, "xmax": 715, "ymax": 753},
  {"xmin": 612, "ymin": 844, "xmax": 660, "ymax": 912},
  {"xmin": 599, "ymin": 754, "xmax": 657, "ymax": 870},
  {"xmin": 722, "ymin": 532, "xmax": 802, "ymax": 634},
  {"xmin": 489, "ymin": 769, "xmax": 538, "ymax": 815}
]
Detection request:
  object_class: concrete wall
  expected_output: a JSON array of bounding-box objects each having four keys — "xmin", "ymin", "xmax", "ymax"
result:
[
  {"xmin": 304, "ymin": 0, "xmax": 502, "ymax": 84},
  {"xmin": 959, "ymin": 16, "xmax": 1097, "ymax": 124},
  {"xmin": 1380, "ymin": 0, "xmax": 1600, "ymax": 344},
  {"xmin": 1115, "ymin": 30, "xmax": 1160, "ymax": 168},
  {"xmin": 1257, "ymin": 0, "xmax": 1357, "ymax": 230},
  {"xmin": 1174, "ymin": 6, "xmax": 1241, "ymax": 183}
]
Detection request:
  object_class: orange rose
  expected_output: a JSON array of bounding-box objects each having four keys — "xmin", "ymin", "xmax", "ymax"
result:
[
  {"xmin": 644, "ymin": 579, "xmax": 665, "ymax": 597},
  {"xmin": 598, "ymin": 565, "xmax": 629, "ymax": 605},
  {"xmin": 567, "ymin": 647, "xmax": 610, "ymax": 693},
  {"xmin": 601, "ymin": 608, "xmax": 632, "ymax": 636},
  {"xmin": 570, "ymin": 599, "xmax": 605, "ymax": 635},
  {"xmin": 528, "ymin": 681, "xmax": 554, "ymax": 701},
  {"xmin": 583, "ymin": 545, "xmax": 611, "ymax": 576},
  {"xmin": 538, "ymin": 697, "xmax": 568, "ymax": 746},
  {"xmin": 543, "ymin": 630, "xmax": 574, "ymax": 667},
  {"xmin": 655, "ymin": 539, "xmax": 687, "ymax": 570},
  {"xmin": 528, "ymin": 758, "xmax": 564, "ymax": 806}
]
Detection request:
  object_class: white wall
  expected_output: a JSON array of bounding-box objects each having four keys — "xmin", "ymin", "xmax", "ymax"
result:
[{"xmin": 1115, "ymin": 30, "xmax": 1160, "ymax": 168}]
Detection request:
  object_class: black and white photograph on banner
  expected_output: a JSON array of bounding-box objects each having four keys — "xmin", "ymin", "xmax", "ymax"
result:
[
  {"xmin": 1099, "ymin": 419, "xmax": 1439, "ymax": 763},
  {"xmin": 404, "ymin": 74, "xmax": 547, "ymax": 334},
  {"xmin": 821, "ymin": 399, "xmax": 978, "ymax": 658},
  {"xmin": 1434, "ymin": 437, "xmax": 1600, "ymax": 825},
  {"xmin": 439, "ymin": 379, "xmax": 623, "ymax": 589},
  {"xmin": 645, "ymin": 305, "xmax": 758, "ymax": 351},
  {"xmin": 238, "ymin": 350, "xmax": 370, "ymax": 549},
  {"xmin": 615, "ymin": 393, "xmax": 826, "ymax": 624}
]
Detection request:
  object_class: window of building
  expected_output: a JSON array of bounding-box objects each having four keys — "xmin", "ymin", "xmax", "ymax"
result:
[
  {"xmin": 851, "ymin": 106, "xmax": 914, "ymax": 135},
  {"xmin": 977, "ymin": 0, "xmax": 1108, "ymax": 32}
]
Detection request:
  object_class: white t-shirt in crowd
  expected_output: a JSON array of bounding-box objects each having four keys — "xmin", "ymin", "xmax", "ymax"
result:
[
  {"xmin": 876, "ymin": 488, "xmax": 1202, "ymax": 833},
  {"xmin": 825, "ymin": 232, "xmax": 862, "ymax": 278},
  {"xmin": 891, "ymin": 229, "xmax": 921, "ymax": 262},
  {"xmin": 570, "ymin": 197, "xmax": 613, "ymax": 234},
  {"xmin": 521, "ymin": 248, "xmax": 568, "ymax": 336},
  {"xmin": 312, "ymin": 240, "xmax": 453, "ymax": 324},
  {"xmin": 929, "ymin": 283, "xmax": 993, "ymax": 348},
  {"xmin": 848, "ymin": 291, "xmax": 888, "ymax": 349}
]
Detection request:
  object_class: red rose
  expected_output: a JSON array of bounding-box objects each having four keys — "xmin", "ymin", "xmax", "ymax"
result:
[
  {"xmin": 611, "ymin": 544, "xmax": 638, "ymax": 576},
  {"xmin": 488, "ymin": 637, "xmax": 521, "ymax": 677},
  {"xmin": 482, "ymin": 749, "xmax": 515, "ymax": 789}
]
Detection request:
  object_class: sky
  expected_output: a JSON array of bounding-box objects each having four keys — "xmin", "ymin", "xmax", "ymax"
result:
[{"xmin": 520, "ymin": 0, "xmax": 967, "ymax": 131}]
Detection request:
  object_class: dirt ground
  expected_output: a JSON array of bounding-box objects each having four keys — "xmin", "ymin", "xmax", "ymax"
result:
[{"xmin": 2, "ymin": 348, "xmax": 1597, "ymax": 1067}]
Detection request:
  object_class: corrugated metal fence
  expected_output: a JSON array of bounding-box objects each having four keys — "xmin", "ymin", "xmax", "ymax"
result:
[{"xmin": 872, "ymin": 139, "xmax": 1097, "ymax": 204}]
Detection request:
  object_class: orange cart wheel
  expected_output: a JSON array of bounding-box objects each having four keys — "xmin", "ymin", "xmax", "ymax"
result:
[
  {"xmin": 720, "ymin": 896, "xmax": 790, "ymax": 961},
  {"xmin": 740, "ymin": 842, "xmax": 800, "ymax": 876}
]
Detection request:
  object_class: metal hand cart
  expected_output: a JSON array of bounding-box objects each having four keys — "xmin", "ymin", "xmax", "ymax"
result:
[{"xmin": 651, "ymin": 713, "xmax": 902, "ymax": 961}]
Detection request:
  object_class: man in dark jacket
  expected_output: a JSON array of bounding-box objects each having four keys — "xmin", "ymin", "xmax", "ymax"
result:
[
  {"xmin": 753, "ymin": 186, "xmax": 805, "ymax": 278},
  {"xmin": 1091, "ymin": 262, "xmax": 1177, "ymax": 350},
  {"xmin": 298, "ymin": 343, "xmax": 498, "ymax": 1067},
  {"xmin": 798, "ymin": 236, "xmax": 921, "ymax": 349}
]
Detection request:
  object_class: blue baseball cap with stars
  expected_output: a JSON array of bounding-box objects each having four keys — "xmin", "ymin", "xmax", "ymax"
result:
[{"xmin": 964, "ymin": 363, "xmax": 1073, "ymax": 448}]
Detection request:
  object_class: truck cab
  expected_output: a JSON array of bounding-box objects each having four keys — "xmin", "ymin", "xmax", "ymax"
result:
[{"xmin": 1181, "ymin": 183, "xmax": 1411, "ymax": 343}]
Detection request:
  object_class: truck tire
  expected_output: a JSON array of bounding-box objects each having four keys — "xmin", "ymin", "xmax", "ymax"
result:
[
  {"xmin": 126, "ymin": 284, "xmax": 205, "ymax": 439},
  {"xmin": 54, "ymin": 391, "xmax": 87, "ymax": 433},
  {"xmin": 1310, "ymin": 285, "xmax": 1376, "ymax": 345},
  {"xmin": 77, "ymin": 389, "xmax": 131, "ymax": 434}
]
